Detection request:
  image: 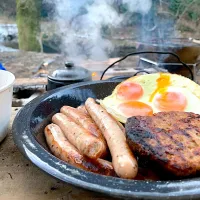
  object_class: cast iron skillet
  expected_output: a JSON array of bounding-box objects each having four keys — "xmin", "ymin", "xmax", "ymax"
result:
[{"xmin": 12, "ymin": 80, "xmax": 200, "ymax": 200}]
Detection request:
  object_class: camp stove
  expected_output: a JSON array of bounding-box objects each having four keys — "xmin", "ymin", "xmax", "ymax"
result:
[
  {"xmin": 100, "ymin": 51, "xmax": 198, "ymax": 82},
  {"xmin": 138, "ymin": 57, "xmax": 200, "ymax": 83}
]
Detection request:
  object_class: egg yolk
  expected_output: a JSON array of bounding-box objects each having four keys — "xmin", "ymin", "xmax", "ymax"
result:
[
  {"xmin": 116, "ymin": 82, "xmax": 143, "ymax": 101},
  {"xmin": 154, "ymin": 90, "xmax": 187, "ymax": 111},
  {"xmin": 118, "ymin": 101, "xmax": 153, "ymax": 117},
  {"xmin": 149, "ymin": 73, "xmax": 171, "ymax": 102}
]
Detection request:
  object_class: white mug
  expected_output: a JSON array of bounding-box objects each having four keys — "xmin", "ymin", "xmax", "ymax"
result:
[{"xmin": 0, "ymin": 70, "xmax": 15, "ymax": 142}]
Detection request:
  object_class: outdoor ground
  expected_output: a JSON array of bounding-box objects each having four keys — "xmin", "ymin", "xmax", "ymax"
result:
[{"xmin": 1, "ymin": 51, "xmax": 59, "ymax": 78}]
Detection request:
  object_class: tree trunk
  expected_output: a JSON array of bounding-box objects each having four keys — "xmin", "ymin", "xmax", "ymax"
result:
[{"xmin": 16, "ymin": 0, "xmax": 42, "ymax": 52}]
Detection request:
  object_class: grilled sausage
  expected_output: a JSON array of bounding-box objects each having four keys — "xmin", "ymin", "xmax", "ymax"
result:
[
  {"xmin": 52, "ymin": 113, "xmax": 105, "ymax": 159},
  {"xmin": 85, "ymin": 98, "xmax": 138, "ymax": 179},
  {"xmin": 78, "ymin": 104, "xmax": 125, "ymax": 133},
  {"xmin": 44, "ymin": 124, "xmax": 115, "ymax": 176},
  {"xmin": 61, "ymin": 106, "xmax": 107, "ymax": 155},
  {"xmin": 77, "ymin": 105, "xmax": 88, "ymax": 115},
  {"xmin": 108, "ymin": 113, "xmax": 125, "ymax": 134}
]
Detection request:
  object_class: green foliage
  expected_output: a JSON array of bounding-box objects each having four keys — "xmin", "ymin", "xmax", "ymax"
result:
[
  {"xmin": 188, "ymin": 11, "xmax": 199, "ymax": 21},
  {"xmin": 179, "ymin": 24, "xmax": 195, "ymax": 32},
  {"xmin": 169, "ymin": 0, "xmax": 181, "ymax": 14},
  {"xmin": 42, "ymin": 33, "xmax": 48, "ymax": 40},
  {"xmin": 118, "ymin": 3, "xmax": 129, "ymax": 14},
  {"xmin": 169, "ymin": 0, "xmax": 192, "ymax": 14},
  {"xmin": 169, "ymin": 0, "xmax": 200, "ymax": 21}
]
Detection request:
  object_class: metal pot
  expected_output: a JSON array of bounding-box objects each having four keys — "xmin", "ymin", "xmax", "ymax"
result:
[{"xmin": 46, "ymin": 62, "xmax": 92, "ymax": 91}]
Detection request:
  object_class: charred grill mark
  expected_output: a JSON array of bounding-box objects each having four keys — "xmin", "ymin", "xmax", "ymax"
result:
[
  {"xmin": 174, "ymin": 125, "xmax": 192, "ymax": 139},
  {"xmin": 127, "ymin": 128, "xmax": 167, "ymax": 162},
  {"xmin": 167, "ymin": 129, "xmax": 185, "ymax": 149},
  {"xmin": 126, "ymin": 111, "xmax": 200, "ymax": 177},
  {"xmin": 144, "ymin": 123, "xmax": 185, "ymax": 161},
  {"xmin": 193, "ymin": 149, "xmax": 200, "ymax": 156},
  {"xmin": 166, "ymin": 132, "xmax": 186, "ymax": 164}
]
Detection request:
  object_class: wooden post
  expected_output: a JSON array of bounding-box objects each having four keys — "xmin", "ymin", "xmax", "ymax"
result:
[{"xmin": 16, "ymin": 0, "xmax": 42, "ymax": 52}]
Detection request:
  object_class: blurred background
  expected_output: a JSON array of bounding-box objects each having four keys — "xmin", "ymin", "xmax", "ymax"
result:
[
  {"xmin": 1, "ymin": 0, "xmax": 200, "ymax": 106},
  {"xmin": 1, "ymin": 0, "xmax": 200, "ymax": 56}
]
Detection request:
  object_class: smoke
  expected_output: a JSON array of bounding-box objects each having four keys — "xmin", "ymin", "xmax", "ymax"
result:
[
  {"xmin": 122, "ymin": 0, "xmax": 152, "ymax": 14},
  {"xmin": 59, "ymin": 0, "xmax": 123, "ymax": 62},
  {"xmin": 46, "ymin": 0, "xmax": 153, "ymax": 63}
]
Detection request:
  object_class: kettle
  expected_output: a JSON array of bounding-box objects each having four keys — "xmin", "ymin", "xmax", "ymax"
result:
[{"xmin": 46, "ymin": 62, "xmax": 92, "ymax": 91}]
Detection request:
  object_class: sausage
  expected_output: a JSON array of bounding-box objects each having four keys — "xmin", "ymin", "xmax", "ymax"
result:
[
  {"xmin": 78, "ymin": 104, "xmax": 125, "ymax": 133},
  {"xmin": 44, "ymin": 124, "xmax": 115, "ymax": 176},
  {"xmin": 116, "ymin": 120, "xmax": 125, "ymax": 133},
  {"xmin": 77, "ymin": 105, "xmax": 88, "ymax": 115},
  {"xmin": 60, "ymin": 106, "xmax": 107, "ymax": 157},
  {"xmin": 108, "ymin": 113, "xmax": 125, "ymax": 134},
  {"xmin": 85, "ymin": 97, "xmax": 138, "ymax": 179},
  {"xmin": 52, "ymin": 113, "xmax": 105, "ymax": 159}
]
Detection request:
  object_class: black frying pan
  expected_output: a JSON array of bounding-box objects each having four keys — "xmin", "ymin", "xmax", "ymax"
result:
[{"xmin": 12, "ymin": 80, "xmax": 200, "ymax": 200}]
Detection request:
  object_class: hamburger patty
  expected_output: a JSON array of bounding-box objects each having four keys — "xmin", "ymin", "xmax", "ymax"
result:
[{"xmin": 125, "ymin": 112, "xmax": 200, "ymax": 177}]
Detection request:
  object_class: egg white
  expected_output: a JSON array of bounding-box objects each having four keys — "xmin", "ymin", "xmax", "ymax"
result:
[
  {"xmin": 100, "ymin": 73, "xmax": 200, "ymax": 123},
  {"xmin": 151, "ymin": 86, "xmax": 200, "ymax": 114}
]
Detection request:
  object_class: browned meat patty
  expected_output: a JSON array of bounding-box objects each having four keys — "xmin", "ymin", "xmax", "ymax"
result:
[{"xmin": 125, "ymin": 111, "xmax": 200, "ymax": 177}]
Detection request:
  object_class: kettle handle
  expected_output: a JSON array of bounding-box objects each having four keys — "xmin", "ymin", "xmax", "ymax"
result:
[{"xmin": 100, "ymin": 51, "xmax": 193, "ymax": 81}]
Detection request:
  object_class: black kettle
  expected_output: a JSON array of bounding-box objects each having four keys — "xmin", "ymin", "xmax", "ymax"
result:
[{"xmin": 46, "ymin": 62, "xmax": 92, "ymax": 91}]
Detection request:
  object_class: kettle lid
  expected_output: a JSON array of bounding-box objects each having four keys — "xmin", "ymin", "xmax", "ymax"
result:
[{"xmin": 48, "ymin": 62, "xmax": 91, "ymax": 82}]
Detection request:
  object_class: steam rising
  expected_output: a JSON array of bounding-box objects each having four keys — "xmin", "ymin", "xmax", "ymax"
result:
[
  {"xmin": 60, "ymin": 0, "xmax": 122, "ymax": 62},
  {"xmin": 122, "ymin": 0, "xmax": 152, "ymax": 14},
  {"xmin": 47, "ymin": 0, "xmax": 152, "ymax": 63}
]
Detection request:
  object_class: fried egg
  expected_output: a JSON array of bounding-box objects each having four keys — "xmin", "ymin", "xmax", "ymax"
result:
[{"xmin": 100, "ymin": 73, "xmax": 200, "ymax": 123}]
